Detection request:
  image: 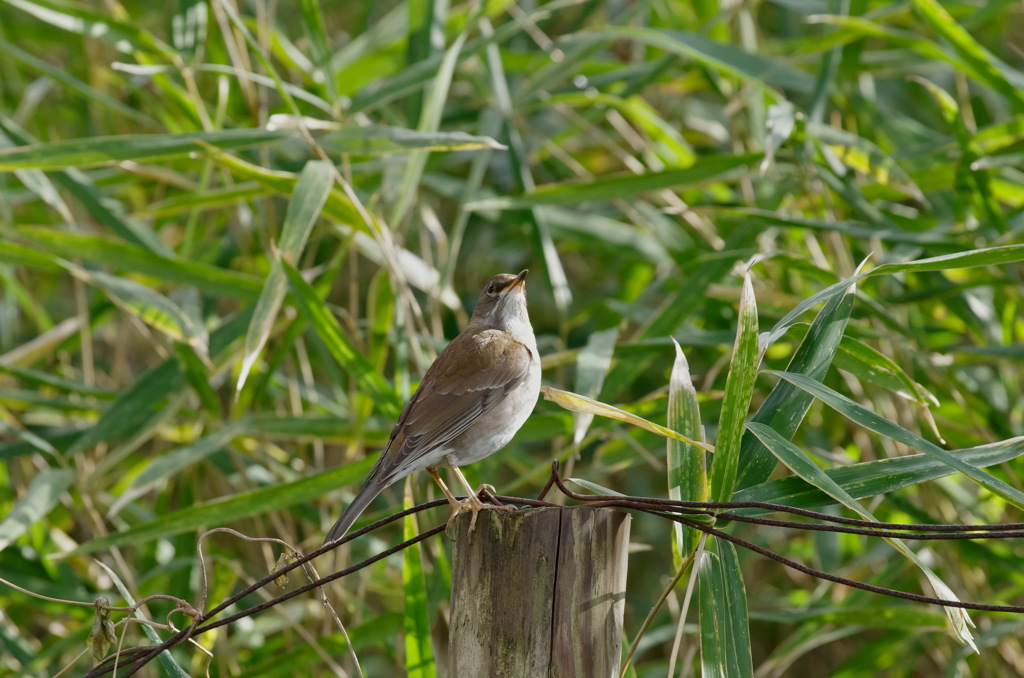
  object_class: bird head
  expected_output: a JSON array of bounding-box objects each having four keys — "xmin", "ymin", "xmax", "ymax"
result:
[{"xmin": 470, "ymin": 270, "xmax": 531, "ymax": 334}]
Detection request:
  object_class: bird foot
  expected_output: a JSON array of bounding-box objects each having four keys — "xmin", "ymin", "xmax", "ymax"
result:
[
  {"xmin": 474, "ymin": 483, "xmax": 514, "ymax": 508},
  {"xmin": 444, "ymin": 492, "xmax": 516, "ymax": 540}
]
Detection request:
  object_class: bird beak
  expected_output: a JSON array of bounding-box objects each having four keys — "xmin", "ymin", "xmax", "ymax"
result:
[{"xmin": 503, "ymin": 269, "xmax": 528, "ymax": 293}]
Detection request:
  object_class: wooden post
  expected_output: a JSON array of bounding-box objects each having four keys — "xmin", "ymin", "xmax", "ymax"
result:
[{"xmin": 448, "ymin": 506, "xmax": 630, "ymax": 677}]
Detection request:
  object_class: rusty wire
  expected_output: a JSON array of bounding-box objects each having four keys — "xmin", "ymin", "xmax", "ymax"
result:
[{"xmin": 82, "ymin": 461, "xmax": 1024, "ymax": 677}]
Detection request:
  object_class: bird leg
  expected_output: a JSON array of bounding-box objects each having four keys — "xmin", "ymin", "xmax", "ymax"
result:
[
  {"xmin": 425, "ymin": 467, "xmax": 462, "ymax": 510},
  {"xmin": 444, "ymin": 456, "xmax": 514, "ymax": 536},
  {"xmin": 424, "ymin": 467, "xmax": 477, "ymax": 539}
]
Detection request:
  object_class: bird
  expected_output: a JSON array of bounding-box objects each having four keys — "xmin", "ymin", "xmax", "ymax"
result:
[{"xmin": 324, "ymin": 270, "xmax": 540, "ymax": 544}]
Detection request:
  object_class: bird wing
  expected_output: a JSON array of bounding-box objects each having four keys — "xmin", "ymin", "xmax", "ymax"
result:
[{"xmin": 367, "ymin": 328, "xmax": 534, "ymax": 486}]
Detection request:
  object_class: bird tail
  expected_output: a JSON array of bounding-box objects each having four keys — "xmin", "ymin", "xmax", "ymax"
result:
[{"xmin": 324, "ymin": 480, "xmax": 385, "ymax": 545}]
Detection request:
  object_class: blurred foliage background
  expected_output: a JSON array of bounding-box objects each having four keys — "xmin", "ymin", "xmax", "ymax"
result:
[{"xmin": 2, "ymin": 0, "xmax": 1024, "ymax": 676}]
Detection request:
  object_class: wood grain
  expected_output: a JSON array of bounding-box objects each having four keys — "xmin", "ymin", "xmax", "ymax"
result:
[{"xmin": 449, "ymin": 507, "xmax": 631, "ymax": 677}]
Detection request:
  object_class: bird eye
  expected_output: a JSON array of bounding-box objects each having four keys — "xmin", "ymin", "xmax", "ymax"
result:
[{"xmin": 487, "ymin": 283, "xmax": 497, "ymax": 293}]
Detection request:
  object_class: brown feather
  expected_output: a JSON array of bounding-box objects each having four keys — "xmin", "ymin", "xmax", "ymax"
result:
[{"xmin": 368, "ymin": 327, "xmax": 533, "ymax": 485}]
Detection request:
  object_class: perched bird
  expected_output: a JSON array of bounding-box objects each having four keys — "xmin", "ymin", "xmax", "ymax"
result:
[{"xmin": 324, "ymin": 270, "xmax": 540, "ymax": 544}]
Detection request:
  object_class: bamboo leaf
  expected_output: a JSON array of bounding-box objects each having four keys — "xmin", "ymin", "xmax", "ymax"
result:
[
  {"xmin": 734, "ymin": 437, "xmax": 1024, "ymax": 511},
  {"xmin": 909, "ymin": 0, "xmax": 1024, "ymax": 110},
  {"xmin": 6, "ymin": 226, "xmax": 262, "ymax": 300},
  {"xmin": 747, "ymin": 423, "xmax": 977, "ymax": 650},
  {"xmin": 570, "ymin": 27, "xmax": 814, "ymax": 93},
  {"xmin": 282, "ymin": 261, "xmax": 401, "ymax": 417},
  {"xmin": 468, "ymin": 154, "xmax": 761, "ymax": 209},
  {"xmin": 0, "ymin": 129, "xmax": 293, "ymax": 170},
  {"xmin": 698, "ymin": 539, "xmax": 753, "ymax": 678},
  {"xmin": 572, "ymin": 327, "xmax": 618, "ymax": 446},
  {"xmin": 667, "ymin": 339, "xmax": 705, "ymax": 561},
  {"xmin": 709, "ymin": 273, "xmax": 758, "ymax": 502},
  {"xmin": 770, "ymin": 370, "xmax": 1024, "ymax": 511},
  {"xmin": 0, "ymin": 468, "xmax": 74, "ymax": 551},
  {"xmin": 736, "ymin": 278, "xmax": 855, "ymax": 490},
  {"xmin": 403, "ymin": 483, "xmax": 437, "ymax": 678},
  {"xmin": 318, "ymin": 124, "xmax": 505, "ymax": 155},
  {"xmin": 127, "ymin": 421, "xmax": 246, "ymax": 491},
  {"xmin": 65, "ymin": 360, "xmax": 185, "ymax": 458},
  {"xmin": 541, "ymin": 386, "xmax": 713, "ymax": 451},
  {"xmin": 60, "ymin": 458, "xmax": 375, "ymax": 556},
  {"xmin": 238, "ymin": 160, "xmax": 333, "ymax": 393}
]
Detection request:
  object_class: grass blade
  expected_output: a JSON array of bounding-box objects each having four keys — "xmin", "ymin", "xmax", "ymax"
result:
[
  {"xmin": 468, "ymin": 154, "xmax": 761, "ymax": 209},
  {"xmin": 319, "ymin": 125, "xmax": 504, "ymax": 155},
  {"xmin": 64, "ymin": 360, "xmax": 185, "ymax": 458},
  {"xmin": 7, "ymin": 226, "xmax": 262, "ymax": 300}
]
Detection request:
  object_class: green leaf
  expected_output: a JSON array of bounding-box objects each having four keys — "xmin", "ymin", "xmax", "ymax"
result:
[
  {"xmin": 282, "ymin": 261, "xmax": 401, "ymax": 417},
  {"xmin": 276, "ymin": 160, "xmax": 335, "ymax": 259},
  {"xmin": 298, "ymin": 0, "xmax": 334, "ymax": 98},
  {"xmin": 0, "ymin": 240, "xmax": 60, "ymax": 269},
  {"xmin": 770, "ymin": 370, "xmax": 1024, "ymax": 511},
  {"xmin": 210, "ymin": 150, "xmax": 363, "ymax": 229},
  {"xmin": 571, "ymin": 27, "xmax": 814, "ymax": 93},
  {"xmin": 764, "ymin": 245, "xmax": 1024, "ymax": 350},
  {"xmin": 138, "ymin": 182, "xmax": 269, "ymax": 219},
  {"xmin": 4, "ymin": 0, "xmax": 178, "ymax": 57},
  {"xmin": 0, "ymin": 115, "xmax": 169, "ymax": 253},
  {"xmin": 468, "ymin": 154, "xmax": 761, "ymax": 209},
  {"xmin": 319, "ymin": 124, "xmax": 505, "ymax": 155},
  {"xmin": 7, "ymin": 226, "xmax": 262, "ymax": 300},
  {"xmin": 747, "ymin": 423, "xmax": 977, "ymax": 650},
  {"xmin": 572, "ymin": 327, "xmax": 618, "ymax": 446},
  {"xmin": 64, "ymin": 359, "xmax": 185, "ymax": 458},
  {"xmin": 67, "ymin": 266, "xmax": 209, "ymax": 356},
  {"xmin": 835, "ymin": 335, "xmax": 937, "ymax": 406},
  {"xmin": 709, "ymin": 273, "xmax": 758, "ymax": 502},
  {"xmin": 238, "ymin": 160, "xmax": 334, "ymax": 393},
  {"xmin": 0, "ymin": 128, "xmax": 294, "ymax": 170},
  {"xmin": 541, "ymin": 386, "xmax": 712, "ymax": 450},
  {"xmin": 0, "ymin": 469, "xmax": 74, "ymax": 551},
  {"xmin": 127, "ymin": 421, "xmax": 247, "ymax": 491},
  {"xmin": 736, "ymin": 278, "xmax": 855, "ymax": 490},
  {"xmin": 403, "ymin": 485, "xmax": 437, "ymax": 678},
  {"xmin": 698, "ymin": 539, "xmax": 753, "ymax": 678},
  {"xmin": 909, "ymin": 0, "xmax": 1024, "ymax": 110},
  {"xmin": 390, "ymin": 29, "xmax": 469, "ymax": 227},
  {"xmin": 734, "ymin": 436, "xmax": 1024, "ymax": 512},
  {"xmin": 0, "ymin": 39, "xmax": 152, "ymax": 124},
  {"xmin": 61, "ymin": 458, "xmax": 375, "ymax": 556},
  {"xmin": 716, "ymin": 207, "xmax": 952, "ymax": 244},
  {"xmin": 667, "ymin": 339, "xmax": 705, "ymax": 562}
]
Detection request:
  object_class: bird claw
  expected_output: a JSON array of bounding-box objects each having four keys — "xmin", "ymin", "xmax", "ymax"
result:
[{"xmin": 443, "ymin": 493, "xmax": 516, "ymax": 540}]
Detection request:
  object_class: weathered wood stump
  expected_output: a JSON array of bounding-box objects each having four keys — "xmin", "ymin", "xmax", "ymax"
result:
[{"xmin": 448, "ymin": 506, "xmax": 631, "ymax": 677}]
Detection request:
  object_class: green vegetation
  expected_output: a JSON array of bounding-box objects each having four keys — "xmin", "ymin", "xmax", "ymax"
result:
[{"xmin": 2, "ymin": 0, "xmax": 1023, "ymax": 676}]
